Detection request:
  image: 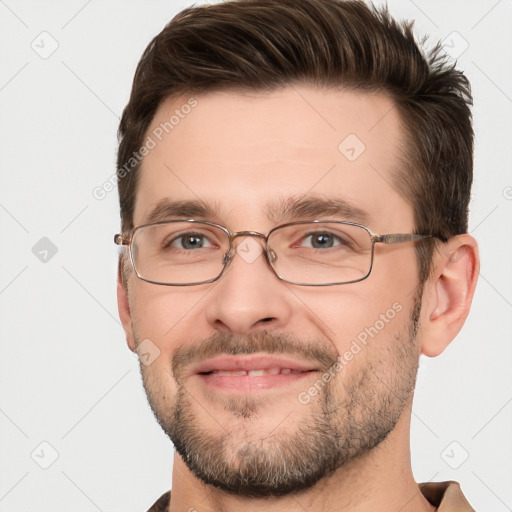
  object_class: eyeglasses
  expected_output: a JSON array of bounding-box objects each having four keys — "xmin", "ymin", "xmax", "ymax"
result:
[{"xmin": 114, "ymin": 219, "xmax": 436, "ymax": 286}]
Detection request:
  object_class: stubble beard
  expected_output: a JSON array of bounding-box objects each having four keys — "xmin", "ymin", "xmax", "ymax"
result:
[{"xmin": 139, "ymin": 296, "xmax": 421, "ymax": 497}]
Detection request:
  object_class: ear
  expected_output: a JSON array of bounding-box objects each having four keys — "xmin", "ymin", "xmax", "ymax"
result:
[
  {"xmin": 420, "ymin": 234, "xmax": 479, "ymax": 357},
  {"xmin": 117, "ymin": 256, "xmax": 136, "ymax": 352}
]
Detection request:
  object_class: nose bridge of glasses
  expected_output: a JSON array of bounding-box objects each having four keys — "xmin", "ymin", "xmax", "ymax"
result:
[
  {"xmin": 231, "ymin": 231, "xmax": 267, "ymax": 251},
  {"xmin": 230, "ymin": 230, "xmax": 267, "ymax": 241},
  {"xmin": 221, "ymin": 230, "xmax": 272, "ymax": 266}
]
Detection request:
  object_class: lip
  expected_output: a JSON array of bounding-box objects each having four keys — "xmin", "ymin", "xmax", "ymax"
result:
[
  {"xmin": 193, "ymin": 355, "xmax": 317, "ymax": 374},
  {"xmin": 192, "ymin": 355, "xmax": 319, "ymax": 392}
]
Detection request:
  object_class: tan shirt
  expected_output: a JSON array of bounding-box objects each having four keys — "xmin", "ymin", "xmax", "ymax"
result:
[{"xmin": 146, "ymin": 481, "xmax": 475, "ymax": 511}]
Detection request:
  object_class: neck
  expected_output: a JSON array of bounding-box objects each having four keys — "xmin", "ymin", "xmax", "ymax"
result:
[{"xmin": 168, "ymin": 407, "xmax": 435, "ymax": 512}]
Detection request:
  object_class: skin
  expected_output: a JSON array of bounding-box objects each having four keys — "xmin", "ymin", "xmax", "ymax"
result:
[{"xmin": 117, "ymin": 85, "xmax": 479, "ymax": 512}]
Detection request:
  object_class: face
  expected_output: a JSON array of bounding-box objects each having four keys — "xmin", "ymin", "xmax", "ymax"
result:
[{"xmin": 120, "ymin": 86, "xmax": 424, "ymax": 496}]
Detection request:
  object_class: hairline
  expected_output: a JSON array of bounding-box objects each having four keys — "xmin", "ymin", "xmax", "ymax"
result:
[{"xmin": 125, "ymin": 82, "xmax": 415, "ymax": 231}]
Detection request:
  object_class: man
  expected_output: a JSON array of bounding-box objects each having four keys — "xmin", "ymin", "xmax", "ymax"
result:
[{"xmin": 114, "ymin": 0, "xmax": 479, "ymax": 510}]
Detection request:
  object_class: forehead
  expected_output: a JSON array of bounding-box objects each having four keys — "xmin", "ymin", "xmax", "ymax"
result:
[{"xmin": 135, "ymin": 86, "xmax": 413, "ymax": 231}]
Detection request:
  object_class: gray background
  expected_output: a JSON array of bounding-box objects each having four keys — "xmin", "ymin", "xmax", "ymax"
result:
[{"xmin": 0, "ymin": 0, "xmax": 511, "ymax": 510}]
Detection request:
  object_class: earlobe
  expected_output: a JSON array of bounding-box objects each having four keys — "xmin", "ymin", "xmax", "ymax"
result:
[
  {"xmin": 117, "ymin": 258, "xmax": 136, "ymax": 352},
  {"xmin": 420, "ymin": 234, "xmax": 479, "ymax": 357}
]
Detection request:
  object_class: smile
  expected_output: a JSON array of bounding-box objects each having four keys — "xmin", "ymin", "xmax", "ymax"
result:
[
  {"xmin": 192, "ymin": 355, "xmax": 319, "ymax": 392},
  {"xmin": 205, "ymin": 368, "xmax": 305, "ymax": 376}
]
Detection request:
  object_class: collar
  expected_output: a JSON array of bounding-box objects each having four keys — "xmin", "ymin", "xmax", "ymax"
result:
[{"xmin": 147, "ymin": 480, "xmax": 475, "ymax": 511}]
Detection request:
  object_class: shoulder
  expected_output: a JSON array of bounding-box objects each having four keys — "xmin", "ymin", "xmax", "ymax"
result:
[
  {"xmin": 145, "ymin": 490, "xmax": 171, "ymax": 512},
  {"xmin": 419, "ymin": 481, "xmax": 475, "ymax": 511}
]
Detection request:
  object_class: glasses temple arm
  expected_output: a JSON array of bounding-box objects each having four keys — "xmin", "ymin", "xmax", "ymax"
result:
[{"xmin": 374, "ymin": 234, "xmax": 435, "ymax": 244}]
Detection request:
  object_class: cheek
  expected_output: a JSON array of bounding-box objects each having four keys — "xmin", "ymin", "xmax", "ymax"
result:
[
  {"xmin": 139, "ymin": 356, "xmax": 179, "ymax": 417},
  {"xmin": 290, "ymin": 285, "xmax": 407, "ymax": 345},
  {"xmin": 373, "ymin": 244, "xmax": 422, "ymax": 295},
  {"xmin": 128, "ymin": 280, "xmax": 210, "ymax": 353}
]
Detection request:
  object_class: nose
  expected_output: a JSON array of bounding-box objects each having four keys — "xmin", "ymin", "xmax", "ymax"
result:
[{"xmin": 204, "ymin": 235, "xmax": 293, "ymax": 335}]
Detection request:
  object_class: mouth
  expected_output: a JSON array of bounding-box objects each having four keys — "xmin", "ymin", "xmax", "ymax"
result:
[
  {"xmin": 193, "ymin": 355, "xmax": 319, "ymax": 392},
  {"xmin": 205, "ymin": 368, "xmax": 305, "ymax": 376}
]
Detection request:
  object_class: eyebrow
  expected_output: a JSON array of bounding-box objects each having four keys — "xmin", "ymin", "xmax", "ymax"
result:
[
  {"xmin": 142, "ymin": 195, "xmax": 370, "ymax": 226},
  {"xmin": 143, "ymin": 199, "xmax": 216, "ymax": 224},
  {"xmin": 267, "ymin": 195, "xmax": 370, "ymax": 225}
]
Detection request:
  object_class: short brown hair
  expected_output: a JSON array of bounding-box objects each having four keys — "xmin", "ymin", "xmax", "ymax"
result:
[{"xmin": 117, "ymin": 0, "xmax": 473, "ymax": 282}]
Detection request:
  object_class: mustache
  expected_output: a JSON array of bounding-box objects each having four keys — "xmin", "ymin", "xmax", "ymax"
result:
[{"xmin": 171, "ymin": 331, "xmax": 339, "ymax": 380}]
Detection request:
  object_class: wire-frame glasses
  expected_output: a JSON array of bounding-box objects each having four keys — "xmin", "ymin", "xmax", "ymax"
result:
[{"xmin": 114, "ymin": 219, "xmax": 436, "ymax": 286}]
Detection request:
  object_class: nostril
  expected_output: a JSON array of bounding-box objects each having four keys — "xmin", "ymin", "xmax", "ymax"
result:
[{"xmin": 260, "ymin": 317, "xmax": 274, "ymax": 323}]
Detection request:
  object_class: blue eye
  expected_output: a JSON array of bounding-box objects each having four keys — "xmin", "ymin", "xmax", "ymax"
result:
[
  {"xmin": 170, "ymin": 233, "xmax": 213, "ymax": 250},
  {"xmin": 302, "ymin": 232, "xmax": 343, "ymax": 249}
]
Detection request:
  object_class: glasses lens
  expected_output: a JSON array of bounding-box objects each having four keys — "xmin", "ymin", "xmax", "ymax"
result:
[
  {"xmin": 131, "ymin": 221, "xmax": 228, "ymax": 285},
  {"xmin": 268, "ymin": 222, "xmax": 373, "ymax": 285}
]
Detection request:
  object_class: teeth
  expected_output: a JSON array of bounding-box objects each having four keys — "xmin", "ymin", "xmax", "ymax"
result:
[
  {"xmin": 247, "ymin": 370, "xmax": 268, "ymax": 376},
  {"xmin": 214, "ymin": 370, "xmax": 247, "ymax": 376},
  {"xmin": 210, "ymin": 368, "xmax": 299, "ymax": 376}
]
